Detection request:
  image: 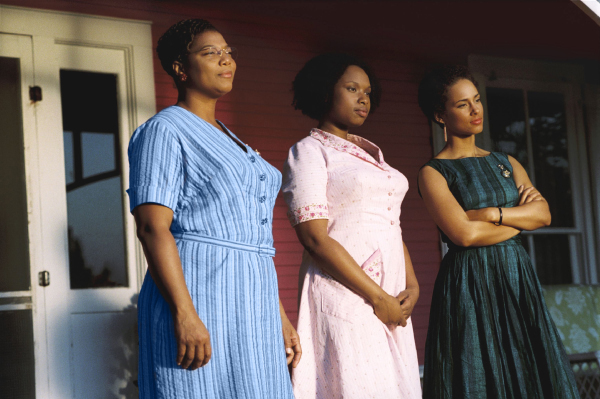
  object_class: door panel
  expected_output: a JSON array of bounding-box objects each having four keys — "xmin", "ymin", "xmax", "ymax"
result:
[
  {"xmin": 54, "ymin": 44, "xmax": 138, "ymax": 398},
  {"xmin": 70, "ymin": 312, "xmax": 138, "ymax": 398}
]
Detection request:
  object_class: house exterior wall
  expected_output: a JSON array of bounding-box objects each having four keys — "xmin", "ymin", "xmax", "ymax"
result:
[{"xmin": 2, "ymin": 0, "xmax": 599, "ymax": 365}]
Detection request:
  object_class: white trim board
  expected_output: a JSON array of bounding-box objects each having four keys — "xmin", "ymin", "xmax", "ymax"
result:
[{"xmin": 571, "ymin": 0, "xmax": 600, "ymax": 27}]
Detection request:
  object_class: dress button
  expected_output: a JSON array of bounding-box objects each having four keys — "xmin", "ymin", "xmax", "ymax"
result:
[
  {"xmin": 261, "ymin": 218, "xmax": 268, "ymax": 225},
  {"xmin": 388, "ymin": 175, "xmax": 391, "ymax": 179},
  {"xmin": 388, "ymin": 207, "xmax": 391, "ymax": 211},
  {"xmin": 388, "ymin": 192, "xmax": 392, "ymax": 196},
  {"xmin": 259, "ymin": 174, "xmax": 266, "ymax": 181},
  {"xmin": 391, "ymin": 221, "xmax": 394, "ymax": 225},
  {"xmin": 259, "ymin": 196, "xmax": 266, "ymax": 203},
  {"xmin": 250, "ymin": 156, "xmax": 256, "ymax": 163}
]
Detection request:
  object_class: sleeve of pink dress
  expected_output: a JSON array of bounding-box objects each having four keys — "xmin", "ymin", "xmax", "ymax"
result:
[{"xmin": 282, "ymin": 138, "xmax": 329, "ymax": 226}]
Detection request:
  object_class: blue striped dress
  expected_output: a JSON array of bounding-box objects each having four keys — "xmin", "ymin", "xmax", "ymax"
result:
[{"xmin": 127, "ymin": 106, "xmax": 294, "ymax": 399}]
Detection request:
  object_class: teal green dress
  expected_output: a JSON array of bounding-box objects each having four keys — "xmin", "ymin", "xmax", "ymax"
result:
[{"xmin": 421, "ymin": 152, "xmax": 578, "ymax": 399}]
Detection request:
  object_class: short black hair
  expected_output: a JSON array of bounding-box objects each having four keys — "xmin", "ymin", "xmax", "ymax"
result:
[
  {"xmin": 157, "ymin": 19, "xmax": 218, "ymax": 79},
  {"xmin": 292, "ymin": 53, "xmax": 381, "ymax": 121},
  {"xmin": 417, "ymin": 65, "xmax": 478, "ymax": 127}
]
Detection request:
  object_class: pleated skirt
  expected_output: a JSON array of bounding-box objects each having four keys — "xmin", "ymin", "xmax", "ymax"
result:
[{"xmin": 423, "ymin": 238, "xmax": 579, "ymax": 399}]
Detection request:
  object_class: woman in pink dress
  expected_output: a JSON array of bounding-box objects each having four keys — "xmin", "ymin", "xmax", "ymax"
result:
[{"xmin": 282, "ymin": 53, "xmax": 422, "ymax": 398}]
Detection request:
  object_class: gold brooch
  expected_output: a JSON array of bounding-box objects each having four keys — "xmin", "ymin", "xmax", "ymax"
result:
[{"xmin": 497, "ymin": 164, "xmax": 511, "ymax": 178}]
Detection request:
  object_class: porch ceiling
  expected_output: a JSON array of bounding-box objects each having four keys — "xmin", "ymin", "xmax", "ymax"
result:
[{"xmin": 190, "ymin": 0, "xmax": 600, "ymax": 63}]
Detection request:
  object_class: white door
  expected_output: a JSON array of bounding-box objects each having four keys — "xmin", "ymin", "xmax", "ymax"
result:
[
  {"xmin": 45, "ymin": 43, "xmax": 141, "ymax": 398},
  {"xmin": 0, "ymin": 6, "xmax": 155, "ymax": 398},
  {"xmin": 0, "ymin": 32, "xmax": 47, "ymax": 399},
  {"xmin": 0, "ymin": 37, "xmax": 141, "ymax": 399}
]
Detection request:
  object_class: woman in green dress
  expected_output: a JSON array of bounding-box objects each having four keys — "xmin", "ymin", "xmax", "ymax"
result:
[{"xmin": 417, "ymin": 65, "xmax": 579, "ymax": 398}]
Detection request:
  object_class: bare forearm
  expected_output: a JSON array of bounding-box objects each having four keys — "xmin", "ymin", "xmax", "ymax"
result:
[
  {"xmin": 470, "ymin": 202, "xmax": 550, "ymax": 231},
  {"xmin": 304, "ymin": 236, "xmax": 386, "ymax": 305},
  {"xmin": 138, "ymin": 230, "xmax": 195, "ymax": 314},
  {"xmin": 497, "ymin": 202, "xmax": 550, "ymax": 230},
  {"xmin": 279, "ymin": 299, "xmax": 290, "ymax": 322},
  {"xmin": 448, "ymin": 220, "xmax": 520, "ymax": 247}
]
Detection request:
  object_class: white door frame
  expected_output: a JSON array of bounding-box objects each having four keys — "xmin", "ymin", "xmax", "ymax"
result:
[{"xmin": 0, "ymin": 5, "xmax": 155, "ymax": 397}]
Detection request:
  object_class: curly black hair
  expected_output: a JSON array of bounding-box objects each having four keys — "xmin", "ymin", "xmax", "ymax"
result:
[
  {"xmin": 292, "ymin": 53, "xmax": 381, "ymax": 121},
  {"xmin": 417, "ymin": 65, "xmax": 478, "ymax": 127},
  {"xmin": 157, "ymin": 19, "xmax": 218, "ymax": 79}
]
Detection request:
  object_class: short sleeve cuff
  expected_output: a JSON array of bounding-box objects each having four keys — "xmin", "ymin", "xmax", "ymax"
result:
[
  {"xmin": 287, "ymin": 204, "xmax": 329, "ymax": 227},
  {"xmin": 127, "ymin": 185, "xmax": 179, "ymax": 213}
]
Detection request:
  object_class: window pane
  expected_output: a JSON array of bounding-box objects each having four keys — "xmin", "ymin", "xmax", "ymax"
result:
[
  {"xmin": 67, "ymin": 177, "xmax": 127, "ymax": 288},
  {"xmin": 486, "ymin": 87, "xmax": 528, "ymax": 168},
  {"xmin": 64, "ymin": 131, "xmax": 75, "ymax": 185},
  {"xmin": 60, "ymin": 70, "xmax": 127, "ymax": 289},
  {"xmin": 0, "ymin": 56, "xmax": 31, "ymax": 292},
  {"xmin": 534, "ymin": 234, "xmax": 572, "ymax": 285},
  {"xmin": 81, "ymin": 132, "xmax": 116, "ymax": 178},
  {"xmin": 528, "ymin": 91, "xmax": 573, "ymax": 227}
]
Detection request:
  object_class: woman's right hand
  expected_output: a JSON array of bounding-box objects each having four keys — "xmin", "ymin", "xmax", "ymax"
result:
[
  {"xmin": 373, "ymin": 293, "xmax": 407, "ymax": 327},
  {"xmin": 173, "ymin": 308, "xmax": 212, "ymax": 370}
]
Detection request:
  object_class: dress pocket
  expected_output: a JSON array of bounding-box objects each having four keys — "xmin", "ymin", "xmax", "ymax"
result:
[
  {"xmin": 361, "ymin": 248, "xmax": 383, "ymax": 285},
  {"xmin": 317, "ymin": 248, "xmax": 382, "ymax": 323}
]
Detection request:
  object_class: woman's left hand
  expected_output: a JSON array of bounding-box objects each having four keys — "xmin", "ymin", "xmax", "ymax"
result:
[
  {"xmin": 396, "ymin": 286, "xmax": 419, "ymax": 323},
  {"xmin": 280, "ymin": 301, "xmax": 302, "ymax": 367}
]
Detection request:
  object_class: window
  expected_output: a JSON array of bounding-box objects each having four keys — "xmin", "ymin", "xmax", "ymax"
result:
[
  {"xmin": 60, "ymin": 70, "xmax": 127, "ymax": 289},
  {"xmin": 486, "ymin": 87, "xmax": 577, "ymax": 284},
  {"xmin": 467, "ymin": 56, "xmax": 597, "ymax": 285}
]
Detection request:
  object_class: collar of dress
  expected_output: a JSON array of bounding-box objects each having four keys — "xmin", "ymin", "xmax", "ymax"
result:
[{"xmin": 309, "ymin": 128, "xmax": 386, "ymax": 170}]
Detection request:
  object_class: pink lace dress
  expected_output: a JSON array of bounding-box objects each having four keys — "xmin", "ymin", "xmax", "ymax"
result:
[{"xmin": 282, "ymin": 129, "xmax": 422, "ymax": 399}]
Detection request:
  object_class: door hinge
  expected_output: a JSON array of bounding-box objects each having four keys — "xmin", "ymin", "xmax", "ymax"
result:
[
  {"xmin": 38, "ymin": 271, "xmax": 50, "ymax": 287},
  {"xmin": 29, "ymin": 86, "xmax": 42, "ymax": 103}
]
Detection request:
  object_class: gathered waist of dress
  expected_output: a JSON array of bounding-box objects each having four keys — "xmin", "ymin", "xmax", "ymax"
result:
[
  {"xmin": 446, "ymin": 234, "xmax": 522, "ymax": 253},
  {"xmin": 171, "ymin": 232, "xmax": 276, "ymax": 257}
]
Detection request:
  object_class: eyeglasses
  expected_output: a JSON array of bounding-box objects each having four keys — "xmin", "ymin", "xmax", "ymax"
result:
[{"xmin": 188, "ymin": 46, "xmax": 238, "ymax": 60}]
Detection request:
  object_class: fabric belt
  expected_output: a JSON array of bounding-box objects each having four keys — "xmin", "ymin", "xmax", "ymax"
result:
[{"xmin": 171, "ymin": 232, "xmax": 276, "ymax": 258}]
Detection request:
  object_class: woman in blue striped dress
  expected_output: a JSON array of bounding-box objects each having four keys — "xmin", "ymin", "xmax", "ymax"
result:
[{"xmin": 127, "ymin": 19, "xmax": 299, "ymax": 398}]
